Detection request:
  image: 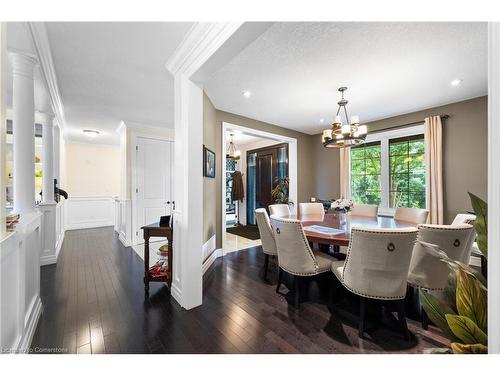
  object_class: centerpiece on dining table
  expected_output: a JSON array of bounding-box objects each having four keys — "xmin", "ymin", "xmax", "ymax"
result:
[{"xmin": 329, "ymin": 198, "xmax": 353, "ymax": 224}]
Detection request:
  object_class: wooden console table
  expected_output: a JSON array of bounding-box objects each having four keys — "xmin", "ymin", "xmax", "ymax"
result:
[{"xmin": 141, "ymin": 222, "xmax": 173, "ymax": 293}]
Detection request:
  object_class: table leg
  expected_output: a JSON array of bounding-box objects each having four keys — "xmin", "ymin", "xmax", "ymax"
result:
[
  {"xmin": 144, "ymin": 234, "xmax": 150, "ymax": 292},
  {"xmin": 168, "ymin": 237, "xmax": 173, "ymax": 288}
]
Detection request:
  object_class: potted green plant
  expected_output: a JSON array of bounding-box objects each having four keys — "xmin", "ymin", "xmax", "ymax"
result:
[
  {"xmin": 419, "ymin": 192, "xmax": 488, "ymax": 354},
  {"xmin": 271, "ymin": 176, "xmax": 289, "ymax": 204}
]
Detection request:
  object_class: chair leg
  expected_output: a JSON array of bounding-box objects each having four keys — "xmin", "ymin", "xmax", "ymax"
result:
[
  {"xmin": 276, "ymin": 268, "xmax": 283, "ymax": 294},
  {"xmin": 263, "ymin": 253, "xmax": 269, "ymax": 281},
  {"xmin": 359, "ymin": 297, "xmax": 366, "ymax": 338},
  {"xmin": 421, "ymin": 307, "xmax": 429, "ymax": 330},
  {"xmin": 294, "ymin": 275, "xmax": 300, "ymax": 309},
  {"xmin": 397, "ymin": 300, "xmax": 411, "ymax": 341}
]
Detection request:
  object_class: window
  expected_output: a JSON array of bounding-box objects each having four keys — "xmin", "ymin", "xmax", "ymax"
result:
[
  {"xmin": 389, "ymin": 135, "xmax": 425, "ymax": 209},
  {"xmin": 350, "ymin": 124, "xmax": 427, "ymax": 215},
  {"xmin": 350, "ymin": 141, "xmax": 381, "ymax": 205}
]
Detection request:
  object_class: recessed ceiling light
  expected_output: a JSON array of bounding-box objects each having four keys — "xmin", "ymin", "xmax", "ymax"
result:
[
  {"xmin": 319, "ymin": 118, "xmax": 325, "ymax": 123},
  {"xmin": 451, "ymin": 79, "xmax": 463, "ymax": 87},
  {"xmin": 83, "ymin": 129, "xmax": 100, "ymax": 138},
  {"xmin": 242, "ymin": 90, "xmax": 251, "ymax": 98}
]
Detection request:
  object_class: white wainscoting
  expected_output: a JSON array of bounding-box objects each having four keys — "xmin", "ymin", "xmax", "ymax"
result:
[
  {"xmin": 115, "ymin": 198, "xmax": 132, "ymax": 247},
  {"xmin": 0, "ymin": 213, "xmax": 43, "ymax": 352},
  {"xmin": 65, "ymin": 196, "xmax": 116, "ymax": 230}
]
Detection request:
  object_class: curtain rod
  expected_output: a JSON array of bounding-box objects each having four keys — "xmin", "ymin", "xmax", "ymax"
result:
[{"xmin": 368, "ymin": 114, "xmax": 449, "ymax": 133}]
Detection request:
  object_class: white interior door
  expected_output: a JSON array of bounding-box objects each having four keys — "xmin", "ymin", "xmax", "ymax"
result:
[{"xmin": 135, "ymin": 137, "xmax": 173, "ymax": 243}]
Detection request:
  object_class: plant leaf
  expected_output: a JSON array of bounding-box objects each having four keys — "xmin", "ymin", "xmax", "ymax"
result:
[
  {"xmin": 445, "ymin": 314, "xmax": 488, "ymax": 345},
  {"xmin": 451, "ymin": 342, "xmax": 488, "ymax": 354},
  {"xmin": 444, "ymin": 272, "xmax": 458, "ymax": 312},
  {"xmin": 468, "ymin": 192, "xmax": 488, "ymax": 258},
  {"xmin": 419, "ymin": 290, "xmax": 457, "ymax": 340},
  {"xmin": 419, "ymin": 241, "xmax": 487, "ymax": 288},
  {"xmin": 456, "ymin": 268, "xmax": 488, "ymax": 332},
  {"xmin": 425, "ymin": 347, "xmax": 453, "ymax": 354}
]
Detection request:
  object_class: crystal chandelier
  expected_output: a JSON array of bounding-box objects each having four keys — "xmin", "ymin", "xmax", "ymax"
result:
[
  {"xmin": 322, "ymin": 87, "xmax": 367, "ymax": 148},
  {"xmin": 226, "ymin": 134, "xmax": 240, "ymax": 160}
]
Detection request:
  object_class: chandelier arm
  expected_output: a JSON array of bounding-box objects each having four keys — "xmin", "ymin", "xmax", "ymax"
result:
[{"xmin": 343, "ymin": 104, "xmax": 349, "ymax": 125}]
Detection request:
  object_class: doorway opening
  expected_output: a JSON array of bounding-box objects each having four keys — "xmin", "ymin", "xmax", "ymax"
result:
[{"xmin": 222, "ymin": 122, "xmax": 297, "ymax": 254}]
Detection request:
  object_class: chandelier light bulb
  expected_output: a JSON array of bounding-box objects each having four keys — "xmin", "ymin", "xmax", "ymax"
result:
[{"xmin": 341, "ymin": 124, "xmax": 351, "ymax": 135}]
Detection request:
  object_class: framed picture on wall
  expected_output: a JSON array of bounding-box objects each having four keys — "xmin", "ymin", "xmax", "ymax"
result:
[{"xmin": 203, "ymin": 145, "xmax": 216, "ymax": 178}]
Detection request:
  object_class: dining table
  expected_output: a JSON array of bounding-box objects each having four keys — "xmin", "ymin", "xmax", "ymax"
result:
[{"xmin": 284, "ymin": 212, "xmax": 417, "ymax": 247}]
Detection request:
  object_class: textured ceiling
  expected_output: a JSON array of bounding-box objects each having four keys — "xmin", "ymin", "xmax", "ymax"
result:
[
  {"xmin": 205, "ymin": 22, "xmax": 488, "ymax": 135},
  {"xmin": 45, "ymin": 22, "xmax": 193, "ymax": 144}
]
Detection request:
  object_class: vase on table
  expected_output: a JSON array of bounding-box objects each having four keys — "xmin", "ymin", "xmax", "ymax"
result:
[{"xmin": 336, "ymin": 210, "xmax": 347, "ymax": 225}]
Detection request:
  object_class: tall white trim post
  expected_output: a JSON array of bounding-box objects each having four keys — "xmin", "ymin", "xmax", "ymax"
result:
[
  {"xmin": 165, "ymin": 23, "xmax": 242, "ymax": 309},
  {"xmin": 53, "ymin": 124, "xmax": 60, "ymax": 185},
  {"xmin": 8, "ymin": 51, "xmax": 38, "ymax": 219},
  {"xmin": 39, "ymin": 111, "xmax": 55, "ymax": 204},
  {"xmin": 488, "ymin": 22, "xmax": 500, "ymax": 354}
]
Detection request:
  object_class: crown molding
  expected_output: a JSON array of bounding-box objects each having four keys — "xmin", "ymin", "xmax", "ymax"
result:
[
  {"xmin": 28, "ymin": 22, "xmax": 66, "ymax": 135},
  {"xmin": 165, "ymin": 22, "xmax": 243, "ymax": 77}
]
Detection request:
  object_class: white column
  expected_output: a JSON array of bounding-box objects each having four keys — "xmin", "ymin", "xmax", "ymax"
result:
[
  {"xmin": 8, "ymin": 52, "xmax": 37, "ymax": 218},
  {"xmin": 488, "ymin": 22, "xmax": 500, "ymax": 354},
  {"xmin": 39, "ymin": 111, "xmax": 55, "ymax": 203},
  {"xmin": 53, "ymin": 124, "xmax": 60, "ymax": 185}
]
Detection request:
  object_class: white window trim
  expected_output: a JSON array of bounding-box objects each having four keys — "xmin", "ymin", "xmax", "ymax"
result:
[{"xmin": 352, "ymin": 123, "xmax": 427, "ymax": 217}]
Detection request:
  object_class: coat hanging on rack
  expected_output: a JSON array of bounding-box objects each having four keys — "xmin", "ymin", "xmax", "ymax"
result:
[{"xmin": 231, "ymin": 171, "xmax": 245, "ymax": 202}]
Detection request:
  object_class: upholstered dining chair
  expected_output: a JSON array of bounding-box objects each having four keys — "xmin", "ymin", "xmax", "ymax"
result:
[
  {"xmin": 407, "ymin": 224, "xmax": 474, "ymax": 329},
  {"xmin": 394, "ymin": 207, "xmax": 429, "ymax": 224},
  {"xmin": 350, "ymin": 203, "xmax": 378, "ymax": 218},
  {"xmin": 255, "ymin": 208, "xmax": 277, "ymax": 281},
  {"xmin": 298, "ymin": 202, "xmax": 324, "ymax": 215},
  {"xmin": 451, "ymin": 214, "xmax": 476, "ymax": 263},
  {"xmin": 269, "ymin": 204, "xmax": 291, "ymax": 217},
  {"xmin": 269, "ymin": 215, "xmax": 336, "ymax": 308},
  {"xmin": 331, "ymin": 227, "xmax": 419, "ymax": 340}
]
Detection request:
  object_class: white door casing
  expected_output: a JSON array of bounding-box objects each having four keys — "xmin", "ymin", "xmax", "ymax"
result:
[{"xmin": 135, "ymin": 137, "xmax": 173, "ymax": 244}]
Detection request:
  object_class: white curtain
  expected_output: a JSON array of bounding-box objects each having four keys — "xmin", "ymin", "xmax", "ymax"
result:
[
  {"xmin": 339, "ymin": 147, "xmax": 351, "ymax": 199},
  {"xmin": 424, "ymin": 116, "xmax": 444, "ymax": 224}
]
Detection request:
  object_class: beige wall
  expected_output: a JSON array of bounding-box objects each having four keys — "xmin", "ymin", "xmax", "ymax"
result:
[
  {"xmin": 64, "ymin": 142, "xmax": 120, "ymax": 197},
  {"xmin": 203, "ymin": 92, "xmax": 317, "ymax": 249},
  {"xmin": 312, "ymin": 96, "xmax": 488, "ymax": 223},
  {"xmin": 203, "ymin": 93, "xmax": 218, "ymax": 249},
  {"xmin": 311, "ymin": 137, "xmax": 341, "ymax": 200}
]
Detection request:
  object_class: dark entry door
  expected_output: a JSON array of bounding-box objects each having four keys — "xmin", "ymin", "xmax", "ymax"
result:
[
  {"xmin": 247, "ymin": 143, "xmax": 288, "ymax": 225},
  {"xmin": 256, "ymin": 149, "xmax": 277, "ymax": 212}
]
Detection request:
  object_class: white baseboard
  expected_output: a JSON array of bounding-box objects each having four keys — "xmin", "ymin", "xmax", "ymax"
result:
[
  {"xmin": 170, "ymin": 282, "xmax": 182, "ymax": 306},
  {"xmin": 40, "ymin": 254, "xmax": 57, "ymax": 266},
  {"xmin": 65, "ymin": 222, "xmax": 114, "ymax": 231},
  {"xmin": 202, "ymin": 248, "xmax": 223, "ymax": 275},
  {"xmin": 55, "ymin": 230, "xmax": 64, "ymax": 259},
  {"xmin": 118, "ymin": 232, "xmax": 131, "ymax": 247},
  {"xmin": 17, "ymin": 295, "xmax": 42, "ymax": 353}
]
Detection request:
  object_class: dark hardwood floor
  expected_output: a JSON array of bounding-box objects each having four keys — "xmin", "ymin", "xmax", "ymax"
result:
[{"xmin": 30, "ymin": 227, "xmax": 449, "ymax": 354}]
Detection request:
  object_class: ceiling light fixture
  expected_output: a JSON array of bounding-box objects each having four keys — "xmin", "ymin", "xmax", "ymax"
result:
[
  {"xmin": 83, "ymin": 129, "xmax": 100, "ymax": 138},
  {"xmin": 226, "ymin": 134, "xmax": 240, "ymax": 160},
  {"xmin": 322, "ymin": 87, "xmax": 367, "ymax": 148},
  {"xmin": 451, "ymin": 79, "xmax": 463, "ymax": 86},
  {"xmin": 242, "ymin": 90, "xmax": 251, "ymax": 98},
  {"xmin": 319, "ymin": 118, "xmax": 324, "ymax": 123}
]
